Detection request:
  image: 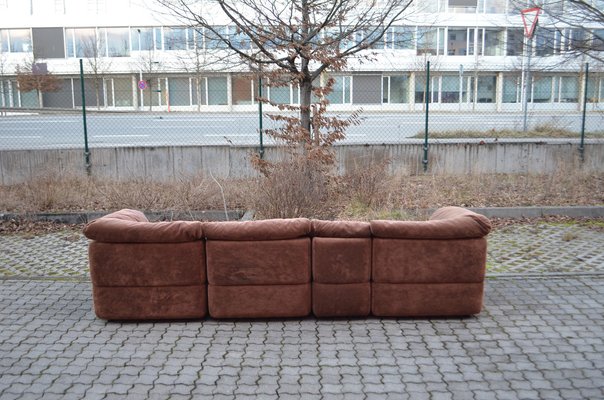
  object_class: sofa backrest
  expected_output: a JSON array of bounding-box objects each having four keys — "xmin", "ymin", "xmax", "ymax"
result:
[
  {"xmin": 204, "ymin": 218, "xmax": 311, "ymax": 241},
  {"xmin": 83, "ymin": 209, "xmax": 204, "ymax": 243}
]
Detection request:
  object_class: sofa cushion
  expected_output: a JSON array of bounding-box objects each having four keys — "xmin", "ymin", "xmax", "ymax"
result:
[
  {"xmin": 204, "ymin": 218, "xmax": 311, "ymax": 241},
  {"xmin": 311, "ymin": 220, "xmax": 371, "ymax": 238},
  {"xmin": 370, "ymin": 207, "xmax": 491, "ymax": 239},
  {"xmin": 84, "ymin": 209, "xmax": 203, "ymax": 243},
  {"xmin": 312, "ymin": 237, "xmax": 371, "ymax": 283}
]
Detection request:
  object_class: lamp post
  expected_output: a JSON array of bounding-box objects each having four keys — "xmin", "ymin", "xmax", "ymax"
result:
[{"xmin": 137, "ymin": 29, "xmax": 143, "ymax": 111}]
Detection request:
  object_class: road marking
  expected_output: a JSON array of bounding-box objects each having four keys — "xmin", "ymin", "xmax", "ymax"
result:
[
  {"xmin": 93, "ymin": 135, "xmax": 150, "ymax": 138},
  {"xmin": 0, "ymin": 135, "xmax": 42, "ymax": 139},
  {"xmin": 205, "ymin": 134, "xmax": 257, "ymax": 137}
]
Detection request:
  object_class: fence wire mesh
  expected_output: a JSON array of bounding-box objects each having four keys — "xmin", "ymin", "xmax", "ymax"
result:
[{"xmin": 1, "ymin": 61, "xmax": 603, "ymax": 152}]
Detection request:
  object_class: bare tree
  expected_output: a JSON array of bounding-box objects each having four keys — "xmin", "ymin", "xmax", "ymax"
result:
[
  {"xmin": 81, "ymin": 32, "xmax": 113, "ymax": 110},
  {"xmin": 15, "ymin": 58, "xmax": 61, "ymax": 108},
  {"xmin": 515, "ymin": 0, "xmax": 604, "ymax": 64},
  {"xmin": 154, "ymin": 0, "xmax": 414, "ymax": 151},
  {"xmin": 0, "ymin": 50, "xmax": 8, "ymax": 115}
]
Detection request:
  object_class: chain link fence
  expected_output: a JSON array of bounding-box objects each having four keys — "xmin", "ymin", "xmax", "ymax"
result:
[{"xmin": 1, "ymin": 61, "xmax": 603, "ymax": 154}]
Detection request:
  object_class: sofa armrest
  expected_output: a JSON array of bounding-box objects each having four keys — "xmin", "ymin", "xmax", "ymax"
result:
[
  {"xmin": 370, "ymin": 207, "xmax": 491, "ymax": 239},
  {"xmin": 83, "ymin": 209, "xmax": 203, "ymax": 243}
]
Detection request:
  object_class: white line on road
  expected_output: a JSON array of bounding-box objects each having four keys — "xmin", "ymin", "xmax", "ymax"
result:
[
  {"xmin": 0, "ymin": 136, "xmax": 42, "ymax": 139},
  {"xmin": 93, "ymin": 135, "xmax": 150, "ymax": 138}
]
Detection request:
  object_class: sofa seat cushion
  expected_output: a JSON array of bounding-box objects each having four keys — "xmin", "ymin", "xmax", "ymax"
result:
[
  {"xmin": 208, "ymin": 284, "xmax": 311, "ymax": 318},
  {"xmin": 84, "ymin": 209, "xmax": 203, "ymax": 243},
  {"xmin": 204, "ymin": 218, "xmax": 311, "ymax": 241},
  {"xmin": 372, "ymin": 282, "xmax": 484, "ymax": 317},
  {"xmin": 206, "ymin": 238, "xmax": 311, "ymax": 285},
  {"xmin": 312, "ymin": 283, "xmax": 370, "ymax": 317},
  {"xmin": 93, "ymin": 285, "xmax": 207, "ymax": 320}
]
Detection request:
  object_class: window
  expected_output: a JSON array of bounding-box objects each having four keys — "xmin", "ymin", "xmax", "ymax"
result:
[
  {"xmin": 232, "ymin": 76, "xmax": 254, "ymax": 105},
  {"xmin": 448, "ymin": 29, "xmax": 468, "ymax": 55},
  {"xmin": 448, "ymin": 0, "xmax": 478, "ymax": 13},
  {"xmin": 110, "ymin": 78, "xmax": 133, "ymax": 107},
  {"xmin": 168, "ymin": 77, "xmax": 190, "ymax": 106},
  {"xmin": 417, "ymin": 28, "xmax": 444, "ymax": 55},
  {"xmin": 586, "ymin": 76, "xmax": 602, "ymax": 103},
  {"xmin": 593, "ymin": 29, "xmax": 604, "ymax": 51},
  {"xmin": 557, "ymin": 76, "xmax": 578, "ymax": 102},
  {"xmin": 2, "ymin": 29, "xmax": 32, "ymax": 53},
  {"xmin": 535, "ymin": 28, "xmax": 557, "ymax": 56},
  {"xmin": 207, "ymin": 76, "xmax": 228, "ymax": 105},
  {"xmin": 205, "ymin": 26, "xmax": 228, "ymax": 50},
  {"xmin": 417, "ymin": 0, "xmax": 446, "ymax": 12},
  {"xmin": 164, "ymin": 27, "xmax": 187, "ymax": 51},
  {"xmin": 105, "ymin": 28, "xmax": 129, "ymax": 57},
  {"xmin": 506, "ymin": 29, "xmax": 524, "ymax": 56},
  {"xmin": 503, "ymin": 76, "xmax": 521, "ymax": 103},
  {"xmin": 66, "ymin": 28, "xmax": 97, "ymax": 57},
  {"xmin": 441, "ymin": 75, "xmax": 460, "ymax": 103},
  {"xmin": 383, "ymin": 75, "xmax": 409, "ymax": 103},
  {"xmin": 384, "ymin": 27, "xmax": 414, "ymax": 50},
  {"xmin": 326, "ymin": 76, "xmax": 352, "ymax": 104},
  {"xmin": 483, "ymin": 29, "xmax": 504, "ymax": 56},
  {"xmin": 532, "ymin": 76, "xmax": 552, "ymax": 103},
  {"xmin": 131, "ymin": 27, "xmax": 154, "ymax": 51},
  {"xmin": 32, "ymin": 28, "xmax": 65, "ymax": 58},
  {"xmin": 478, "ymin": 0, "xmax": 506, "ymax": 13},
  {"xmin": 477, "ymin": 76, "xmax": 496, "ymax": 102},
  {"xmin": 230, "ymin": 27, "xmax": 251, "ymax": 50}
]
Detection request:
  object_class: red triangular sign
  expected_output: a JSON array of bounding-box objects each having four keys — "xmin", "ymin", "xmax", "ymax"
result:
[{"xmin": 521, "ymin": 7, "xmax": 541, "ymax": 39}]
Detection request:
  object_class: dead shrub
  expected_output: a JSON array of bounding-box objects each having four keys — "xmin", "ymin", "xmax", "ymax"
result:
[{"xmin": 248, "ymin": 156, "xmax": 333, "ymax": 219}]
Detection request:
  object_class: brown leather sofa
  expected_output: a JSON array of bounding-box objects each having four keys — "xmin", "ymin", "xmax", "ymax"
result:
[{"xmin": 83, "ymin": 207, "xmax": 491, "ymax": 320}]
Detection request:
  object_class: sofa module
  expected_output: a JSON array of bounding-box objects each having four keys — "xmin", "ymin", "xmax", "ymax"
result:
[
  {"xmin": 311, "ymin": 220, "xmax": 372, "ymax": 317},
  {"xmin": 83, "ymin": 209, "xmax": 207, "ymax": 320},
  {"xmin": 371, "ymin": 206, "xmax": 492, "ymax": 317},
  {"xmin": 204, "ymin": 218, "xmax": 312, "ymax": 319}
]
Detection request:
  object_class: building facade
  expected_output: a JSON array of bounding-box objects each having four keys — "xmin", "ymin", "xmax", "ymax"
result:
[{"xmin": 0, "ymin": 0, "xmax": 603, "ymax": 113}]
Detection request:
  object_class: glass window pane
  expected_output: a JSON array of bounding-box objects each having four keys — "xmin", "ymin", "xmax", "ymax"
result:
[
  {"xmin": 484, "ymin": 29, "xmax": 504, "ymax": 55},
  {"xmin": 68, "ymin": 28, "xmax": 96, "ymax": 58},
  {"xmin": 593, "ymin": 29, "xmax": 604, "ymax": 51},
  {"xmin": 207, "ymin": 76, "xmax": 228, "ymax": 105},
  {"xmin": 560, "ymin": 76, "xmax": 578, "ymax": 102},
  {"xmin": 532, "ymin": 76, "xmax": 552, "ymax": 102},
  {"xmin": 230, "ymin": 26, "xmax": 251, "ymax": 50},
  {"xmin": 132, "ymin": 27, "xmax": 154, "ymax": 51},
  {"xmin": 484, "ymin": 0, "xmax": 506, "ymax": 13},
  {"xmin": 449, "ymin": 0, "xmax": 478, "ymax": 13},
  {"xmin": 477, "ymin": 76, "xmax": 496, "ymax": 102},
  {"xmin": 168, "ymin": 77, "xmax": 190, "ymax": 106},
  {"xmin": 441, "ymin": 75, "xmax": 460, "ymax": 103},
  {"xmin": 113, "ymin": 78, "xmax": 132, "ymax": 107},
  {"xmin": 270, "ymin": 85, "xmax": 290, "ymax": 104},
  {"xmin": 448, "ymin": 29, "xmax": 468, "ymax": 55},
  {"xmin": 1, "ymin": 30, "xmax": 9, "ymax": 52},
  {"xmin": 506, "ymin": 29, "xmax": 524, "ymax": 56},
  {"xmin": 206, "ymin": 26, "xmax": 227, "ymax": 50},
  {"xmin": 415, "ymin": 76, "xmax": 427, "ymax": 103},
  {"xmin": 232, "ymin": 76, "xmax": 253, "ymax": 105},
  {"xmin": 535, "ymin": 28, "xmax": 556, "ymax": 56},
  {"xmin": 417, "ymin": 28, "xmax": 440, "ymax": 55},
  {"xmin": 326, "ymin": 76, "xmax": 344, "ymax": 104},
  {"xmin": 164, "ymin": 27, "xmax": 187, "ymax": 50},
  {"xmin": 389, "ymin": 75, "xmax": 409, "ymax": 103},
  {"xmin": 390, "ymin": 27, "xmax": 414, "ymax": 49},
  {"xmin": 21, "ymin": 90, "xmax": 40, "ymax": 108},
  {"xmin": 9, "ymin": 29, "xmax": 32, "ymax": 52},
  {"xmin": 106, "ymin": 28, "xmax": 129, "ymax": 57},
  {"xmin": 503, "ymin": 76, "xmax": 520, "ymax": 103}
]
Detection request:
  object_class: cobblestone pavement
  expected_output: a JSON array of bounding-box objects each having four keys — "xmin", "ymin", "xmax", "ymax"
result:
[
  {"xmin": 0, "ymin": 221, "xmax": 603, "ymax": 279},
  {"xmin": 1, "ymin": 222, "xmax": 604, "ymax": 399},
  {"xmin": 0, "ymin": 278, "xmax": 603, "ymax": 400}
]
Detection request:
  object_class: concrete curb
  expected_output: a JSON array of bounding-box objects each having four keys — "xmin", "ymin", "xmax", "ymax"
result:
[
  {"xmin": 0, "ymin": 206, "xmax": 602, "ymax": 224},
  {"xmin": 0, "ymin": 209, "xmax": 244, "ymax": 224}
]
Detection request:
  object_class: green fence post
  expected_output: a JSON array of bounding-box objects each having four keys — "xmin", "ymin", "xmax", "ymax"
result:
[
  {"xmin": 79, "ymin": 59, "xmax": 91, "ymax": 175},
  {"xmin": 258, "ymin": 76, "xmax": 264, "ymax": 159},
  {"xmin": 580, "ymin": 62, "xmax": 589, "ymax": 163},
  {"xmin": 423, "ymin": 61, "xmax": 430, "ymax": 173}
]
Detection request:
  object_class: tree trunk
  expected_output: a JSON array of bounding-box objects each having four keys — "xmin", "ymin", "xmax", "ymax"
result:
[{"xmin": 300, "ymin": 76, "xmax": 312, "ymax": 138}]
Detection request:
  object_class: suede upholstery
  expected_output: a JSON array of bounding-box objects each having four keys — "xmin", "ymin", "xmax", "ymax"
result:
[
  {"xmin": 312, "ymin": 220, "xmax": 372, "ymax": 317},
  {"xmin": 84, "ymin": 207, "xmax": 491, "ymax": 321},
  {"xmin": 371, "ymin": 206, "xmax": 491, "ymax": 317},
  {"xmin": 84, "ymin": 209, "xmax": 207, "ymax": 320},
  {"xmin": 204, "ymin": 218, "xmax": 312, "ymax": 319}
]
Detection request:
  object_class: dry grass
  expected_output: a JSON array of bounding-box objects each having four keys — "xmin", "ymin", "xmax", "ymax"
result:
[
  {"xmin": 0, "ymin": 168, "xmax": 602, "ymax": 221},
  {"xmin": 412, "ymin": 126, "xmax": 603, "ymax": 139}
]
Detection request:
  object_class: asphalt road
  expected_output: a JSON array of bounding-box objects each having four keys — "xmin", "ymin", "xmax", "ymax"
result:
[{"xmin": 1, "ymin": 111, "xmax": 603, "ymax": 150}]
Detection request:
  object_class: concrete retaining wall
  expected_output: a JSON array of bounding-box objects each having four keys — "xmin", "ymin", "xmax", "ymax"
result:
[{"xmin": 1, "ymin": 140, "xmax": 602, "ymax": 184}]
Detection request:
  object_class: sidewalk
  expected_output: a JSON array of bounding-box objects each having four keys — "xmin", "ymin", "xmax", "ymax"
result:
[{"xmin": 1, "ymin": 221, "xmax": 603, "ymax": 399}]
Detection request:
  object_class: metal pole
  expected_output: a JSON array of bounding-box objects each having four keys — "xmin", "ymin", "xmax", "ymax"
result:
[
  {"xmin": 523, "ymin": 32, "xmax": 535, "ymax": 132},
  {"xmin": 79, "ymin": 59, "xmax": 91, "ymax": 175},
  {"xmin": 580, "ymin": 62, "xmax": 589, "ymax": 163},
  {"xmin": 258, "ymin": 76, "xmax": 264, "ymax": 159},
  {"xmin": 423, "ymin": 61, "xmax": 430, "ymax": 173}
]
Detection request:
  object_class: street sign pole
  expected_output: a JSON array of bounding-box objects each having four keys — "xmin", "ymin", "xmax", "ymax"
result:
[{"xmin": 521, "ymin": 7, "xmax": 541, "ymax": 132}]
